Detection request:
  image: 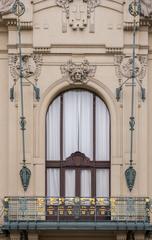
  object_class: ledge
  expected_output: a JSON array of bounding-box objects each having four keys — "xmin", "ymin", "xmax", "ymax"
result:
[{"xmin": 2, "ymin": 221, "xmax": 152, "ymax": 231}]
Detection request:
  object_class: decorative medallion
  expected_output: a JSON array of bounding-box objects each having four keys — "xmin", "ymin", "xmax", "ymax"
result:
[
  {"xmin": 0, "ymin": 0, "xmax": 16, "ymax": 14},
  {"xmin": 56, "ymin": 0, "xmax": 100, "ymax": 32},
  {"xmin": 129, "ymin": 1, "xmax": 141, "ymax": 17},
  {"xmin": 125, "ymin": 166, "xmax": 136, "ymax": 192},
  {"xmin": 20, "ymin": 166, "xmax": 31, "ymax": 191},
  {"xmin": 9, "ymin": 54, "xmax": 42, "ymax": 81},
  {"xmin": 12, "ymin": 0, "xmax": 25, "ymax": 16},
  {"xmin": 114, "ymin": 55, "xmax": 147, "ymax": 82},
  {"xmin": 60, "ymin": 59, "xmax": 96, "ymax": 83}
]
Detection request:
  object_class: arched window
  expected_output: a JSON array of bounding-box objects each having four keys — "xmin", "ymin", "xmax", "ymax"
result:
[{"xmin": 46, "ymin": 89, "xmax": 110, "ymax": 198}]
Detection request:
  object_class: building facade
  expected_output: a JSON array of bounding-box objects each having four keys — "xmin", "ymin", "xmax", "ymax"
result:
[{"xmin": 0, "ymin": 0, "xmax": 152, "ymax": 239}]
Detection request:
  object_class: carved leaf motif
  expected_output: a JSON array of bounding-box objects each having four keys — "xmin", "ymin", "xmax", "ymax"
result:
[
  {"xmin": 85, "ymin": 0, "xmax": 100, "ymax": 17},
  {"xmin": 0, "ymin": 0, "xmax": 16, "ymax": 14},
  {"xmin": 140, "ymin": 0, "xmax": 152, "ymax": 17}
]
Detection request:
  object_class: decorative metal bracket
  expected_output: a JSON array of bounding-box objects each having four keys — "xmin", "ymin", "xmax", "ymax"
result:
[
  {"xmin": 115, "ymin": 1, "xmax": 146, "ymax": 192},
  {"xmin": 11, "ymin": 0, "xmax": 32, "ymax": 192}
]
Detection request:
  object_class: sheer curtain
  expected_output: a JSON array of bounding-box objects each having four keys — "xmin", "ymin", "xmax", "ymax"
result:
[
  {"xmin": 81, "ymin": 170, "xmax": 91, "ymax": 197},
  {"xmin": 65, "ymin": 170, "xmax": 75, "ymax": 197},
  {"xmin": 96, "ymin": 169, "xmax": 109, "ymax": 197},
  {"xmin": 63, "ymin": 90, "xmax": 93, "ymax": 160},
  {"xmin": 96, "ymin": 96, "xmax": 110, "ymax": 161},
  {"xmin": 63, "ymin": 91, "xmax": 79, "ymax": 159},
  {"xmin": 47, "ymin": 169, "xmax": 60, "ymax": 197},
  {"xmin": 47, "ymin": 97, "xmax": 60, "ymax": 160},
  {"xmin": 79, "ymin": 91, "xmax": 93, "ymax": 159}
]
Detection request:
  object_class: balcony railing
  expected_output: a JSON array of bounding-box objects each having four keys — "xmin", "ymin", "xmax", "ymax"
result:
[{"xmin": 3, "ymin": 197, "xmax": 150, "ymax": 222}]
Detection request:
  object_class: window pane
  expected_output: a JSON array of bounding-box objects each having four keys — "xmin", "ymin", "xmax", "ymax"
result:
[
  {"xmin": 63, "ymin": 90, "xmax": 93, "ymax": 160},
  {"xmin": 63, "ymin": 91, "xmax": 79, "ymax": 159},
  {"xmin": 47, "ymin": 169, "xmax": 60, "ymax": 197},
  {"xmin": 47, "ymin": 97, "xmax": 60, "ymax": 160},
  {"xmin": 81, "ymin": 170, "xmax": 91, "ymax": 197},
  {"xmin": 65, "ymin": 170, "xmax": 75, "ymax": 197},
  {"xmin": 96, "ymin": 96, "xmax": 110, "ymax": 161},
  {"xmin": 96, "ymin": 169, "xmax": 109, "ymax": 197},
  {"xmin": 79, "ymin": 91, "xmax": 93, "ymax": 159}
]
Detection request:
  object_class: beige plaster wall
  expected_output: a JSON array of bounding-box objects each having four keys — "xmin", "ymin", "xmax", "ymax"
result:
[{"xmin": 0, "ymin": 0, "xmax": 151, "ymax": 207}]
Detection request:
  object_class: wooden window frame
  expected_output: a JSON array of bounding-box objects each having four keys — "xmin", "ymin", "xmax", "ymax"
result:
[{"xmin": 46, "ymin": 90, "xmax": 111, "ymax": 197}]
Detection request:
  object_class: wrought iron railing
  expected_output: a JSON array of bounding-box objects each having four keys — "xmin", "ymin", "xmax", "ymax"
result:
[{"xmin": 3, "ymin": 197, "xmax": 150, "ymax": 222}]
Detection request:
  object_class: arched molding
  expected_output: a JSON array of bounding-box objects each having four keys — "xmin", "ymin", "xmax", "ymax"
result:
[
  {"xmin": 33, "ymin": 0, "xmax": 123, "ymax": 14},
  {"xmin": 34, "ymin": 77, "xmax": 121, "ymax": 167}
]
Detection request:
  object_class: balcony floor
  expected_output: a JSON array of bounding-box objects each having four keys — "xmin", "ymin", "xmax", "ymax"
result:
[{"xmin": 2, "ymin": 221, "xmax": 152, "ymax": 231}]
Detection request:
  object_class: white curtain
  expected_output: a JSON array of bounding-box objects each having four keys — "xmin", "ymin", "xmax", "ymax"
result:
[
  {"xmin": 63, "ymin": 90, "xmax": 93, "ymax": 160},
  {"xmin": 63, "ymin": 92, "xmax": 79, "ymax": 159},
  {"xmin": 65, "ymin": 170, "xmax": 75, "ymax": 197},
  {"xmin": 96, "ymin": 169, "xmax": 109, "ymax": 197},
  {"xmin": 47, "ymin": 169, "xmax": 60, "ymax": 197},
  {"xmin": 81, "ymin": 170, "xmax": 91, "ymax": 197},
  {"xmin": 96, "ymin": 96, "xmax": 110, "ymax": 161},
  {"xmin": 79, "ymin": 91, "xmax": 93, "ymax": 159},
  {"xmin": 47, "ymin": 97, "xmax": 60, "ymax": 160}
]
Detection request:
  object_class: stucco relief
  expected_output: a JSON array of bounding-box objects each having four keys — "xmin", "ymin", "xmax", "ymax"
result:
[
  {"xmin": 140, "ymin": 0, "xmax": 152, "ymax": 17},
  {"xmin": 0, "ymin": 0, "xmax": 15, "ymax": 14},
  {"xmin": 114, "ymin": 55, "xmax": 147, "ymax": 84},
  {"xmin": 60, "ymin": 59, "xmax": 96, "ymax": 83},
  {"xmin": 56, "ymin": 0, "xmax": 100, "ymax": 32},
  {"xmin": 9, "ymin": 54, "xmax": 42, "ymax": 81}
]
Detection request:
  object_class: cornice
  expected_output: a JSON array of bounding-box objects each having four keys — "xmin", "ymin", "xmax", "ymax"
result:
[
  {"xmin": 33, "ymin": 47, "xmax": 50, "ymax": 54},
  {"xmin": 106, "ymin": 47, "xmax": 123, "ymax": 54}
]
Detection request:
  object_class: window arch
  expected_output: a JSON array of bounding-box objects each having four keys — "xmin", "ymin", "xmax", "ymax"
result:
[{"xmin": 46, "ymin": 89, "xmax": 110, "ymax": 198}]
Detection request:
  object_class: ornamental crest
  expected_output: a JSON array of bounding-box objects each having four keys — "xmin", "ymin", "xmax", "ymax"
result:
[
  {"xmin": 60, "ymin": 59, "xmax": 96, "ymax": 83},
  {"xmin": 114, "ymin": 55, "xmax": 147, "ymax": 82},
  {"xmin": 56, "ymin": 0, "xmax": 100, "ymax": 32},
  {"xmin": 9, "ymin": 54, "xmax": 42, "ymax": 80}
]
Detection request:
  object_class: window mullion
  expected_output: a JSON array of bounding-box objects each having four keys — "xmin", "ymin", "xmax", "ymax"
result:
[
  {"xmin": 60, "ymin": 94, "xmax": 64, "ymax": 196},
  {"xmin": 93, "ymin": 94, "xmax": 96, "ymax": 161},
  {"xmin": 93, "ymin": 94, "xmax": 96, "ymax": 197},
  {"xmin": 76, "ymin": 168, "xmax": 80, "ymax": 197}
]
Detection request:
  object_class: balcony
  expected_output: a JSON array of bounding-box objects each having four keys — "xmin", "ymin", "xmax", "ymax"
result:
[{"xmin": 3, "ymin": 197, "xmax": 150, "ymax": 223}]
